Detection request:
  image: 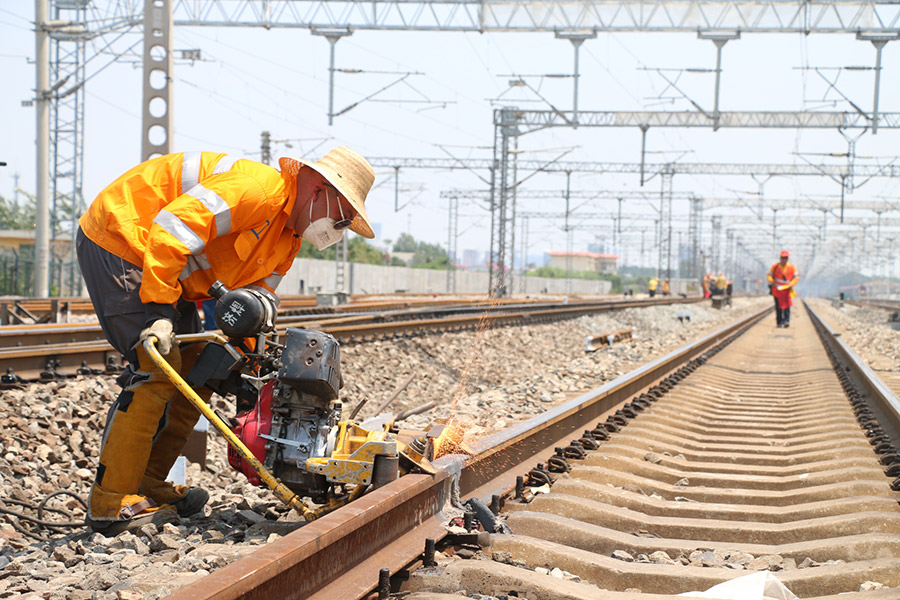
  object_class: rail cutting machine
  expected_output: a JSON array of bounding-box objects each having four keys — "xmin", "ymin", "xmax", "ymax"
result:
[{"xmin": 143, "ymin": 282, "xmax": 438, "ymax": 521}]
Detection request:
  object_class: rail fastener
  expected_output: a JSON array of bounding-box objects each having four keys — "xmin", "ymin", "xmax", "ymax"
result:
[{"xmin": 584, "ymin": 328, "xmax": 633, "ymax": 352}]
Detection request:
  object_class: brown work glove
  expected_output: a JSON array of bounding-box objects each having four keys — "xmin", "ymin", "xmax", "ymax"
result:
[{"xmin": 140, "ymin": 318, "xmax": 177, "ymax": 355}]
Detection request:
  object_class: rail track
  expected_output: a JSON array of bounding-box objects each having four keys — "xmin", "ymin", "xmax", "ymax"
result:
[
  {"xmin": 0, "ymin": 293, "xmax": 591, "ymax": 325},
  {"xmin": 0, "ymin": 296, "xmax": 701, "ymax": 382},
  {"xmin": 846, "ymin": 298, "xmax": 900, "ymax": 312},
  {"xmin": 159, "ymin": 301, "xmax": 900, "ymax": 600}
]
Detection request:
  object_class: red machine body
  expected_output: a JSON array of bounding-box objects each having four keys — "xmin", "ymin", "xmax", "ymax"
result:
[{"xmin": 227, "ymin": 380, "xmax": 275, "ymax": 486}]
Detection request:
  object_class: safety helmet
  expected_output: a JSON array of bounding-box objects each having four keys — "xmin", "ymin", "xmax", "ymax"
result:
[{"xmin": 779, "ymin": 249, "xmax": 790, "ymax": 258}]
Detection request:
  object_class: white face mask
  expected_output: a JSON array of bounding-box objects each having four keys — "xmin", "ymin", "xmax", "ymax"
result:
[{"xmin": 302, "ymin": 188, "xmax": 346, "ymax": 250}]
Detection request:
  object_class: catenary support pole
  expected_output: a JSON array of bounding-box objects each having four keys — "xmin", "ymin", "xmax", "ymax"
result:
[{"xmin": 35, "ymin": 0, "xmax": 50, "ymax": 298}]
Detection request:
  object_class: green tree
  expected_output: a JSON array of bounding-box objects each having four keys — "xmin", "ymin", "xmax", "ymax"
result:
[
  {"xmin": 410, "ymin": 240, "xmax": 448, "ymax": 268},
  {"xmin": 0, "ymin": 194, "xmax": 35, "ymax": 230},
  {"xmin": 392, "ymin": 233, "xmax": 417, "ymax": 252},
  {"xmin": 296, "ymin": 235, "xmax": 388, "ymax": 266}
]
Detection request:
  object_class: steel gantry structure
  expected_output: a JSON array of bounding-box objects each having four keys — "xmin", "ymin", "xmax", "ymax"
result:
[
  {"xmin": 377, "ymin": 150, "xmax": 900, "ymax": 292},
  {"xmin": 32, "ymin": 0, "xmax": 900, "ymax": 295},
  {"xmin": 169, "ymin": 0, "xmax": 900, "ymax": 33}
]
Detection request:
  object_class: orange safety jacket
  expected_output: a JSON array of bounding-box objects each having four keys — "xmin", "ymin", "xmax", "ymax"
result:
[
  {"xmin": 767, "ymin": 262, "xmax": 799, "ymax": 307},
  {"xmin": 79, "ymin": 152, "xmax": 300, "ymax": 306}
]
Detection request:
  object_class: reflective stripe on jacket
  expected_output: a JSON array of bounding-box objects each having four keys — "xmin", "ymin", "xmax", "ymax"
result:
[
  {"xmin": 768, "ymin": 262, "xmax": 798, "ymax": 287},
  {"xmin": 79, "ymin": 152, "xmax": 299, "ymax": 305}
]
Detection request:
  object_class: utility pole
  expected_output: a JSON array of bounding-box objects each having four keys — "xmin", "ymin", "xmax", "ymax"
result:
[
  {"xmin": 260, "ymin": 131, "xmax": 271, "ymax": 165},
  {"xmin": 335, "ymin": 235, "xmax": 348, "ymax": 293},
  {"xmin": 519, "ymin": 215, "xmax": 530, "ymax": 293},
  {"xmin": 555, "ymin": 31, "xmax": 597, "ymax": 126},
  {"xmin": 640, "ymin": 229, "xmax": 646, "ymax": 271},
  {"xmin": 312, "ymin": 29, "xmax": 353, "ymax": 126},
  {"xmin": 446, "ymin": 196, "xmax": 458, "ymax": 293},
  {"xmin": 141, "ymin": 0, "xmax": 173, "ymax": 161},
  {"xmin": 564, "ymin": 171, "xmax": 573, "ymax": 294},
  {"xmin": 698, "ymin": 31, "xmax": 740, "ymax": 131},
  {"xmin": 34, "ymin": 0, "xmax": 50, "ymax": 298}
]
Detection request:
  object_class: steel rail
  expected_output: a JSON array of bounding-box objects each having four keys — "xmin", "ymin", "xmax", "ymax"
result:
[
  {"xmin": 805, "ymin": 300, "xmax": 900, "ymax": 447},
  {"xmin": 164, "ymin": 305, "xmax": 771, "ymax": 600},
  {"xmin": 0, "ymin": 297, "xmax": 702, "ymax": 348},
  {"xmin": 0, "ymin": 298, "xmax": 704, "ymax": 381},
  {"xmin": 846, "ymin": 298, "xmax": 900, "ymax": 312}
]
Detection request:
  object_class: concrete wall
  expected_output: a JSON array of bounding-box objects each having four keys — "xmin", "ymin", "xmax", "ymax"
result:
[{"xmin": 281, "ymin": 258, "xmax": 612, "ymax": 296}]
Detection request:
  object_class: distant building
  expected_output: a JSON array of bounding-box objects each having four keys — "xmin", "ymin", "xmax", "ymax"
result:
[
  {"xmin": 547, "ymin": 251, "xmax": 618, "ymax": 274},
  {"xmin": 462, "ymin": 249, "xmax": 481, "ymax": 268},
  {"xmin": 0, "ymin": 230, "xmax": 72, "ymax": 258}
]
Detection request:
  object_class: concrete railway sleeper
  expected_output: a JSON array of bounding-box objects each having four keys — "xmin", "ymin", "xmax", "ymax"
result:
[{"xmin": 400, "ymin": 304, "xmax": 900, "ymax": 599}]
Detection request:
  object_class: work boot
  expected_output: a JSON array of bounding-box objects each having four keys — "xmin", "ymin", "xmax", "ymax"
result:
[
  {"xmin": 88, "ymin": 346, "xmax": 183, "ymax": 526},
  {"xmin": 85, "ymin": 502, "xmax": 179, "ymax": 537},
  {"xmin": 141, "ymin": 476, "xmax": 209, "ymax": 517},
  {"xmin": 172, "ymin": 488, "xmax": 209, "ymax": 517}
]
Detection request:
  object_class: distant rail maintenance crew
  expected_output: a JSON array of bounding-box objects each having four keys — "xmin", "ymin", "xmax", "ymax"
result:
[
  {"xmin": 767, "ymin": 249, "xmax": 799, "ymax": 328},
  {"xmin": 648, "ymin": 277, "xmax": 659, "ymax": 298},
  {"xmin": 76, "ymin": 147, "xmax": 376, "ymax": 535}
]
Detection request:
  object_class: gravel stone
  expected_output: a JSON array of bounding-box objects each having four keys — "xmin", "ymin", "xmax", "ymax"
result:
[
  {"xmin": 860, "ymin": 581, "xmax": 888, "ymax": 591},
  {"xmin": 0, "ymin": 297, "xmax": 767, "ymax": 599},
  {"xmin": 612, "ymin": 550, "xmax": 635, "ymax": 562},
  {"xmin": 648, "ymin": 550, "xmax": 676, "ymax": 565}
]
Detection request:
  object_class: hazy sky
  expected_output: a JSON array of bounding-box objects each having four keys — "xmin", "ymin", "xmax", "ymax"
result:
[{"xmin": 2, "ymin": 2, "xmax": 899, "ymax": 275}]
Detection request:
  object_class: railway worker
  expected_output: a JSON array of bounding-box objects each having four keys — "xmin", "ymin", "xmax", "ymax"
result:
[
  {"xmin": 648, "ymin": 277, "xmax": 659, "ymax": 297},
  {"xmin": 75, "ymin": 147, "xmax": 376, "ymax": 535},
  {"xmin": 767, "ymin": 249, "xmax": 799, "ymax": 328},
  {"xmin": 716, "ymin": 272, "xmax": 727, "ymax": 291},
  {"xmin": 661, "ymin": 278, "xmax": 670, "ymax": 296}
]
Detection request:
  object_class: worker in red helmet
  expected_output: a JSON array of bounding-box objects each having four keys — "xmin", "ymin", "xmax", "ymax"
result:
[{"xmin": 766, "ymin": 250, "xmax": 799, "ymax": 327}]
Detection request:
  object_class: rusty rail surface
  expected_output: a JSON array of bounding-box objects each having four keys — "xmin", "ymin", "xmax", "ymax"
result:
[
  {"xmin": 0, "ymin": 297, "xmax": 703, "ymax": 382},
  {"xmin": 806, "ymin": 300, "xmax": 900, "ymax": 448},
  {"xmin": 0, "ymin": 292, "xmax": 603, "ymax": 324},
  {"xmin": 402, "ymin": 305, "xmax": 900, "ymax": 598},
  {"xmin": 164, "ymin": 306, "xmax": 771, "ymax": 600}
]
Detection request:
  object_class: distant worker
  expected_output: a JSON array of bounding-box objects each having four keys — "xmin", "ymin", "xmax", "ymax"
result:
[
  {"xmin": 648, "ymin": 277, "xmax": 659, "ymax": 298},
  {"xmin": 767, "ymin": 249, "xmax": 799, "ymax": 328},
  {"xmin": 716, "ymin": 272, "xmax": 727, "ymax": 291},
  {"xmin": 661, "ymin": 278, "xmax": 670, "ymax": 296},
  {"xmin": 76, "ymin": 147, "xmax": 376, "ymax": 535},
  {"xmin": 701, "ymin": 274, "xmax": 710, "ymax": 298}
]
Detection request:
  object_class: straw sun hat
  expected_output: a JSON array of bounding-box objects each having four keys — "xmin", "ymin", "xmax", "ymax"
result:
[{"xmin": 279, "ymin": 146, "xmax": 376, "ymax": 239}]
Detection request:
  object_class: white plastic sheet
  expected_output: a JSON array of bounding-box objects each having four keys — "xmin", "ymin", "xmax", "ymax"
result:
[{"xmin": 679, "ymin": 572, "xmax": 799, "ymax": 600}]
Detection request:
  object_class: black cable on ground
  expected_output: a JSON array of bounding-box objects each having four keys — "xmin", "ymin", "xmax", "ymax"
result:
[{"xmin": 0, "ymin": 490, "xmax": 87, "ymax": 540}]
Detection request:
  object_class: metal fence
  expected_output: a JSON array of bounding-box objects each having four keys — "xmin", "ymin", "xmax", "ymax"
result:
[{"xmin": 0, "ymin": 248, "xmax": 83, "ymax": 297}]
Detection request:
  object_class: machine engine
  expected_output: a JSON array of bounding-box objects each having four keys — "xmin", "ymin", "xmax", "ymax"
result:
[
  {"xmin": 227, "ymin": 328, "xmax": 343, "ymax": 498},
  {"xmin": 186, "ymin": 281, "xmax": 404, "ymax": 512}
]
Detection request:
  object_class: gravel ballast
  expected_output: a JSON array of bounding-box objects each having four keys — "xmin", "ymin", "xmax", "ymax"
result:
[{"xmin": 0, "ymin": 297, "xmax": 768, "ymax": 599}]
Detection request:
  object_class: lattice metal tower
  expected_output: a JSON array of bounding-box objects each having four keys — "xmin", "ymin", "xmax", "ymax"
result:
[
  {"xmin": 489, "ymin": 108, "xmax": 518, "ymax": 297},
  {"xmin": 49, "ymin": 0, "xmax": 90, "ymax": 295},
  {"xmin": 711, "ymin": 215, "xmax": 723, "ymax": 273},
  {"xmin": 657, "ymin": 165, "xmax": 675, "ymax": 279},
  {"xmin": 688, "ymin": 197, "xmax": 703, "ymax": 279},
  {"xmin": 446, "ymin": 195, "xmax": 458, "ymax": 293}
]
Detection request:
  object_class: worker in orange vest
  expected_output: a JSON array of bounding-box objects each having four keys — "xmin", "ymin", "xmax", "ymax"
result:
[
  {"xmin": 76, "ymin": 147, "xmax": 376, "ymax": 535},
  {"xmin": 767, "ymin": 249, "xmax": 800, "ymax": 328}
]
